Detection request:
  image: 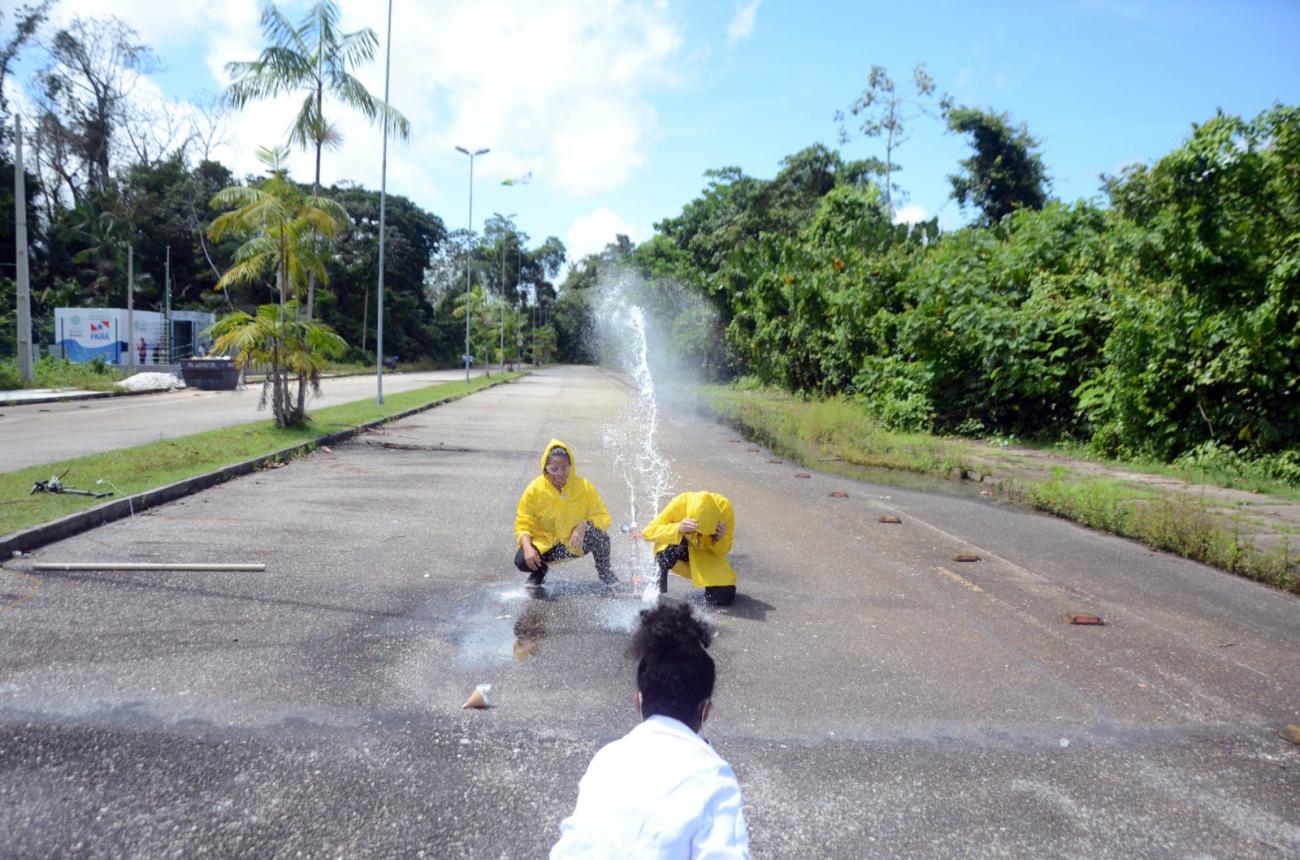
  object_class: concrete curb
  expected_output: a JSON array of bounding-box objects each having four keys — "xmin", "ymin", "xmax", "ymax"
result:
[
  {"xmin": 0, "ymin": 387, "xmax": 172, "ymax": 406},
  {"xmin": 1, "ymin": 374, "xmax": 523, "ymax": 558}
]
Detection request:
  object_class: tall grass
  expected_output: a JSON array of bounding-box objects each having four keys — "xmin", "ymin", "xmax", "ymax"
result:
[{"xmin": 695, "ymin": 384, "xmax": 1298, "ymax": 594}]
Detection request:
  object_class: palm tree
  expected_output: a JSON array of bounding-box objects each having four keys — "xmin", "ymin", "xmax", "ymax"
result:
[
  {"xmin": 224, "ymin": 0, "xmax": 411, "ymax": 326},
  {"xmin": 206, "ymin": 301, "xmax": 347, "ymax": 428},
  {"xmin": 207, "ymin": 145, "xmax": 349, "ymax": 427}
]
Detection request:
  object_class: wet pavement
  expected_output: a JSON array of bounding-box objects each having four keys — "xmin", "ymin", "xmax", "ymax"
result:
[{"xmin": 1, "ymin": 366, "xmax": 1297, "ymax": 858}]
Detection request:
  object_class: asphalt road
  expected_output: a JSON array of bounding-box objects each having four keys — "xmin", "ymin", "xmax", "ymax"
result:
[
  {"xmin": 1, "ymin": 365, "xmax": 1297, "ymax": 858},
  {"xmin": 0, "ymin": 368, "xmax": 491, "ymax": 473}
]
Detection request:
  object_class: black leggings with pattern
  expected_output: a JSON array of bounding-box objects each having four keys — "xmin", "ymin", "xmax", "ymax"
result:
[
  {"xmin": 655, "ymin": 539, "xmax": 736, "ymax": 606},
  {"xmin": 514, "ymin": 527, "xmax": 614, "ymax": 584}
]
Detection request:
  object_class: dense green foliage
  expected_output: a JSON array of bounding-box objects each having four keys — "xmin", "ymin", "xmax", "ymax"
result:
[{"xmin": 617, "ymin": 105, "xmax": 1298, "ymax": 475}]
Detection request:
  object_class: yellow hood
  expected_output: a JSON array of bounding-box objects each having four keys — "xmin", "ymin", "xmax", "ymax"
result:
[
  {"xmin": 687, "ymin": 493, "xmax": 722, "ymax": 539},
  {"xmin": 539, "ymin": 438, "xmax": 575, "ymax": 473}
]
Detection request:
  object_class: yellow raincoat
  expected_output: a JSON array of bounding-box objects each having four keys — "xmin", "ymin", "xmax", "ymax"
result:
[
  {"xmin": 640, "ymin": 491, "xmax": 736, "ymax": 588},
  {"xmin": 514, "ymin": 439, "xmax": 611, "ymax": 555}
]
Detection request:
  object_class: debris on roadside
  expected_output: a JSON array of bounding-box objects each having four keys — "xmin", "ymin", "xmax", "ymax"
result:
[
  {"xmin": 1063, "ymin": 614, "xmax": 1104, "ymax": 625},
  {"xmin": 879, "ymin": 515, "xmax": 902, "ymax": 524},
  {"xmin": 952, "ymin": 553, "xmax": 980, "ymax": 562},
  {"xmin": 116, "ymin": 372, "xmax": 184, "ymax": 392},
  {"xmin": 29, "ymin": 469, "xmax": 112, "ymax": 498}
]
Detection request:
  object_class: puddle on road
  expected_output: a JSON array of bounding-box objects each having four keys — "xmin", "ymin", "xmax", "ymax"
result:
[{"xmin": 451, "ymin": 583, "xmax": 652, "ymax": 671}]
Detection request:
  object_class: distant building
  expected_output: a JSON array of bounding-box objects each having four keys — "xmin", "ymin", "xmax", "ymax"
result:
[{"xmin": 54, "ymin": 308, "xmax": 217, "ymax": 365}]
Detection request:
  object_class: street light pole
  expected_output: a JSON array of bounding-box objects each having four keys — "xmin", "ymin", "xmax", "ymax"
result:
[
  {"xmin": 376, "ymin": 0, "xmax": 394, "ymax": 405},
  {"xmin": 455, "ymin": 145, "xmax": 489, "ymax": 383},
  {"xmin": 13, "ymin": 114, "xmax": 33, "ymax": 382},
  {"xmin": 493, "ymin": 211, "xmax": 515, "ymax": 374}
]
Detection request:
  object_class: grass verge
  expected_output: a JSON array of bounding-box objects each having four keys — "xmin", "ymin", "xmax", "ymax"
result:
[
  {"xmin": 1, "ymin": 373, "xmax": 520, "ymax": 537},
  {"xmin": 695, "ymin": 384, "xmax": 1298, "ymax": 594},
  {"xmin": 1, "ymin": 357, "xmax": 131, "ymax": 393}
]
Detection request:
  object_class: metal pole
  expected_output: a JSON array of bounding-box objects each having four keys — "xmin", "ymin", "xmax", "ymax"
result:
[
  {"xmin": 14, "ymin": 115, "xmax": 33, "ymax": 382},
  {"xmin": 456, "ymin": 145, "xmax": 488, "ymax": 383},
  {"xmin": 164, "ymin": 245, "xmax": 171, "ymax": 362},
  {"xmin": 127, "ymin": 245, "xmax": 134, "ymax": 368},
  {"xmin": 375, "ymin": 0, "xmax": 393, "ymax": 405},
  {"xmin": 500, "ymin": 237, "xmax": 505, "ymax": 371},
  {"xmin": 493, "ymin": 212, "xmax": 514, "ymax": 373}
]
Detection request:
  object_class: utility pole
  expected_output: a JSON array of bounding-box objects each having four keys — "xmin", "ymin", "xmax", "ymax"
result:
[
  {"xmin": 493, "ymin": 212, "xmax": 514, "ymax": 373},
  {"xmin": 164, "ymin": 245, "xmax": 172, "ymax": 362},
  {"xmin": 14, "ymin": 115, "xmax": 33, "ymax": 382},
  {"xmin": 456, "ymin": 146, "xmax": 489, "ymax": 382},
  {"xmin": 127, "ymin": 245, "xmax": 135, "ymax": 367},
  {"xmin": 375, "ymin": 0, "xmax": 394, "ymax": 405}
]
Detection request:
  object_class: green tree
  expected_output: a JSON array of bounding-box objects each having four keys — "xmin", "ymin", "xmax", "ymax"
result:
[
  {"xmin": 324, "ymin": 184, "xmax": 445, "ymax": 362},
  {"xmin": 207, "ymin": 145, "xmax": 349, "ymax": 427},
  {"xmin": 836, "ymin": 64, "xmax": 949, "ymax": 213},
  {"xmin": 946, "ymin": 106, "xmax": 1050, "ymax": 226},
  {"xmin": 225, "ymin": 0, "xmax": 411, "ymax": 325},
  {"xmin": 1080, "ymin": 106, "xmax": 1300, "ymax": 459},
  {"xmin": 207, "ymin": 300, "xmax": 346, "ymax": 422}
]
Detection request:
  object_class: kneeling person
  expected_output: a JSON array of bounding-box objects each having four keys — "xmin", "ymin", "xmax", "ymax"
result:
[
  {"xmin": 638, "ymin": 491, "xmax": 737, "ymax": 606},
  {"xmin": 515, "ymin": 440, "xmax": 616, "ymax": 587}
]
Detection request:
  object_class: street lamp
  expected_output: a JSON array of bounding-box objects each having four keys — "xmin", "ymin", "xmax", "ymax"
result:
[
  {"xmin": 493, "ymin": 211, "xmax": 515, "ymax": 373},
  {"xmin": 375, "ymin": 0, "xmax": 394, "ymax": 405},
  {"xmin": 455, "ymin": 145, "xmax": 489, "ymax": 382}
]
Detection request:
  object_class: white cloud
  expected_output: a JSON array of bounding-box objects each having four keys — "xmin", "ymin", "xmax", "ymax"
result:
[
  {"xmin": 25, "ymin": 0, "xmax": 688, "ymax": 231},
  {"xmin": 892, "ymin": 204, "xmax": 930, "ymax": 225},
  {"xmin": 727, "ymin": 1, "xmax": 760, "ymax": 47},
  {"xmin": 197, "ymin": 0, "xmax": 686, "ymax": 201},
  {"xmin": 48, "ymin": 0, "xmax": 229, "ymax": 49},
  {"xmin": 565, "ymin": 207, "xmax": 644, "ymax": 262}
]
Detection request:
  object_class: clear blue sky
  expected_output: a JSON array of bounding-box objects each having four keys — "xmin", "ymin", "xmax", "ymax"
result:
[{"xmin": 13, "ymin": 0, "xmax": 1300, "ymax": 265}]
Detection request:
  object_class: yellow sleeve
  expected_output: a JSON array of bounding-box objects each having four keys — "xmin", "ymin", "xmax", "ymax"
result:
[
  {"xmin": 640, "ymin": 494, "xmax": 688, "ymax": 546},
  {"xmin": 514, "ymin": 483, "xmax": 541, "ymax": 546},
  {"xmin": 710, "ymin": 495, "xmax": 735, "ymax": 556},
  {"xmin": 582, "ymin": 479, "xmax": 611, "ymax": 530}
]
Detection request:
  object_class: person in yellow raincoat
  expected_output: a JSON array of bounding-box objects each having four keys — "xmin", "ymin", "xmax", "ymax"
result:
[
  {"xmin": 636, "ymin": 491, "xmax": 737, "ymax": 606},
  {"xmin": 514, "ymin": 439, "xmax": 617, "ymax": 588}
]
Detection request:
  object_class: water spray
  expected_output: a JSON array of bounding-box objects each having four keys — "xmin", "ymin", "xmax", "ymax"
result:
[{"xmin": 596, "ymin": 275, "xmax": 673, "ymax": 600}]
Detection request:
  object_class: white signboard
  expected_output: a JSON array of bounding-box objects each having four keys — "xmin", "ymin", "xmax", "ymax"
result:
[{"xmin": 54, "ymin": 308, "xmax": 207, "ymax": 365}]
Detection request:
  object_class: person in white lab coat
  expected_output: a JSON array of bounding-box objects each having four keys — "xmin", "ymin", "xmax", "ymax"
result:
[{"xmin": 551, "ymin": 601, "xmax": 750, "ymax": 859}]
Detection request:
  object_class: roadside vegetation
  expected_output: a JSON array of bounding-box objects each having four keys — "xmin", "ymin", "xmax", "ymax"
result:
[
  {"xmin": 698, "ymin": 384, "xmax": 1297, "ymax": 593},
  {"xmin": 550, "ymin": 95, "xmax": 1297, "ymax": 492},
  {"xmin": 0, "ymin": 373, "xmax": 519, "ymax": 537},
  {"xmin": 0, "ymin": 356, "xmax": 129, "ymax": 393}
]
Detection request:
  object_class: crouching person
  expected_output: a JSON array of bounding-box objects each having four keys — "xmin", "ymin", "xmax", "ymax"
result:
[
  {"xmin": 637, "ymin": 491, "xmax": 737, "ymax": 606},
  {"xmin": 514, "ymin": 439, "xmax": 617, "ymax": 588}
]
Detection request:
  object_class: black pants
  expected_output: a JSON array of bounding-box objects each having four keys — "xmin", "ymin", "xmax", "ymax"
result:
[
  {"xmin": 515, "ymin": 528, "xmax": 614, "ymax": 585},
  {"xmin": 655, "ymin": 539, "xmax": 736, "ymax": 606}
]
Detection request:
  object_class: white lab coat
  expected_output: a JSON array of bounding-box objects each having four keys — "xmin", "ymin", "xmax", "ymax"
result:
[{"xmin": 552, "ymin": 715, "xmax": 750, "ymax": 859}]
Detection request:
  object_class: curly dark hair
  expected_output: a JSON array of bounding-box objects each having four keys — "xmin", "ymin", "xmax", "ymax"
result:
[{"xmin": 629, "ymin": 601, "xmax": 715, "ymax": 726}]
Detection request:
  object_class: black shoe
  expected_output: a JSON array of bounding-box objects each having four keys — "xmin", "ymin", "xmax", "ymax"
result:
[{"xmin": 704, "ymin": 585, "xmax": 736, "ymax": 606}]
